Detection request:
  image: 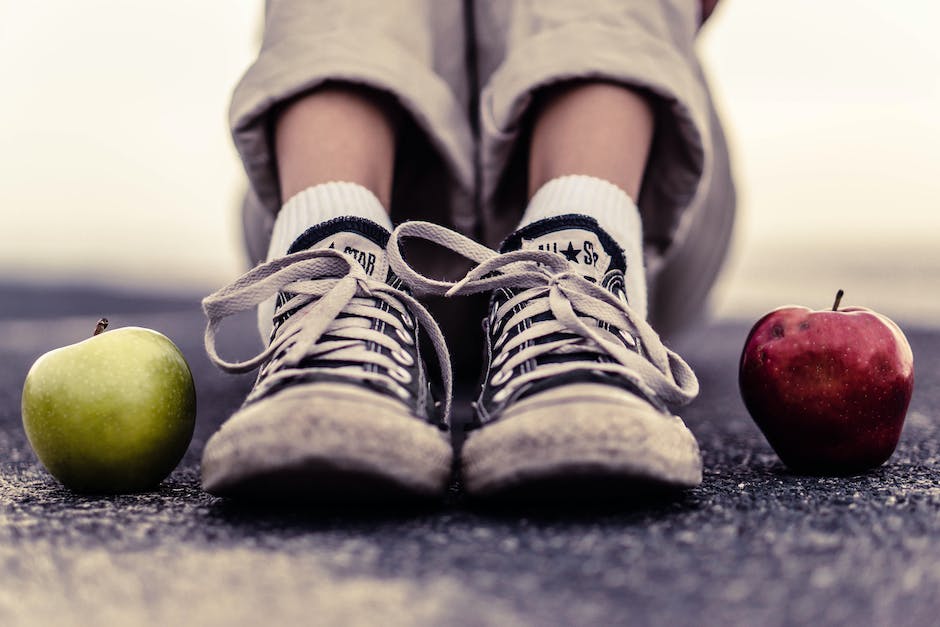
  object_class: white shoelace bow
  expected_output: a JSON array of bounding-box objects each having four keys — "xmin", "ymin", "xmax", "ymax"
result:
[
  {"xmin": 387, "ymin": 221, "xmax": 698, "ymax": 409},
  {"xmin": 203, "ymin": 247, "xmax": 453, "ymax": 420}
]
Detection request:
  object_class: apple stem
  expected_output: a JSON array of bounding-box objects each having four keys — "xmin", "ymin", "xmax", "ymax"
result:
[
  {"xmin": 94, "ymin": 318, "xmax": 109, "ymax": 336},
  {"xmin": 832, "ymin": 289, "xmax": 844, "ymax": 312}
]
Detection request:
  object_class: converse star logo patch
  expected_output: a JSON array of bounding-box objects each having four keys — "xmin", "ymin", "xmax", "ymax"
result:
[
  {"xmin": 560, "ymin": 241, "xmax": 581, "ymax": 262},
  {"xmin": 312, "ymin": 232, "xmax": 389, "ymax": 280},
  {"xmin": 521, "ymin": 229, "xmax": 612, "ymax": 282},
  {"xmin": 328, "ymin": 242, "xmax": 377, "ymax": 276}
]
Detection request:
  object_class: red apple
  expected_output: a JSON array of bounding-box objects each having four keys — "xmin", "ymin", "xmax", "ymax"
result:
[{"xmin": 739, "ymin": 290, "xmax": 914, "ymax": 474}]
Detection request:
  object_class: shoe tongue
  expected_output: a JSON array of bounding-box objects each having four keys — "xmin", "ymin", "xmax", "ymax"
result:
[
  {"xmin": 501, "ymin": 214, "xmax": 626, "ymax": 283},
  {"xmin": 287, "ymin": 216, "xmax": 391, "ymax": 281}
]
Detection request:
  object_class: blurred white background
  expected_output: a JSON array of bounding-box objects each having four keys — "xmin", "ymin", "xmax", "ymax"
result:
[{"xmin": 1, "ymin": 1, "xmax": 937, "ymax": 323}]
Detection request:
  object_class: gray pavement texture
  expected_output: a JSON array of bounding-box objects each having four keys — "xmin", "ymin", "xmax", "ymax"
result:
[{"xmin": 2, "ymin": 284, "xmax": 940, "ymax": 627}]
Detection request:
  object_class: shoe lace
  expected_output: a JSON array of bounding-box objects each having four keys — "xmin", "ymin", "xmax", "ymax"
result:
[
  {"xmin": 387, "ymin": 221, "xmax": 698, "ymax": 409},
  {"xmin": 202, "ymin": 247, "xmax": 453, "ymax": 420}
]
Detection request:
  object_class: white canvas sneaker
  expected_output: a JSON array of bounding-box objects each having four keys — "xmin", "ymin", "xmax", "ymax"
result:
[
  {"xmin": 388, "ymin": 217, "xmax": 701, "ymax": 499},
  {"xmin": 200, "ymin": 217, "xmax": 453, "ymax": 500}
]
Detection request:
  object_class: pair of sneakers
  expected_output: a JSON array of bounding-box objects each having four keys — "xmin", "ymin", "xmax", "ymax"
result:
[{"xmin": 200, "ymin": 213, "xmax": 701, "ymax": 500}]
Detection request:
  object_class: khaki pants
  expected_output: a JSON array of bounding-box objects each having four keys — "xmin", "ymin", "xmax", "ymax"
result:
[{"xmin": 231, "ymin": 0, "xmax": 736, "ymax": 371}]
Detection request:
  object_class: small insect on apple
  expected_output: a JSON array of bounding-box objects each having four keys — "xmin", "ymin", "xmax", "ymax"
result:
[
  {"xmin": 21, "ymin": 318, "xmax": 196, "ymax": 493},
  {"xmin": 739, "ymin": 290, "xmax": 914, "ymax": 475}
]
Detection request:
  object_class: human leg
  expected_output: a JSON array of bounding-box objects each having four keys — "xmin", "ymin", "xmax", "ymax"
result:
[
  {"xmin": 521, "ymin": 80, "xmax": 656, "ymax": 318},
  {"xmin": 527, "ymin": 81, "xmax": 654, "ymax": 201},
  {"xmin": 275, "ymin": 84, "xmax": 398, "ymax": 207}
]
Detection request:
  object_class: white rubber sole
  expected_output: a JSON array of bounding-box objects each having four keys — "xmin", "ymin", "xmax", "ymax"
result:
[
  {"xmin": 201, "ymin": 383, "xmax": 453, "ymax": 500},
  {"xmin": 462, "ymin": 383, "xmax": 702, "ymax": 498}
]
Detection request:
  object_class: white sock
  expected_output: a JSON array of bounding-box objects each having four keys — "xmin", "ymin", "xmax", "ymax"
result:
[
  {"xmin": 266, "ymin": 182, "xmax": 393, "ymax": 261},
  {"xmin": 259, "ymin": 182, "xmax": 392, "ymax": 340},
  {"xmin": 519, "ymin": 175, "xmax": 647, "ymax": 318}
]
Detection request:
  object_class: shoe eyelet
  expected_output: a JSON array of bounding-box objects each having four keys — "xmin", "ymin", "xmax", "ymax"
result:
[
  {"xmin": 390, "ymin": 366, "xmax": 413, "ymax": 384},
  {"xmin": 392, "ymin": 348, "xmax": 414, "ymax": 366},
  {"xmin": 395, "ymin": 327, "xmax": 414, "ymax": 346},
  {"xmin": 619, "ymin": 329, "xmax": 637, "ymax": 348},
  {"xmin": 401, "ymin": 312, "xmax": 415, "ymax": 329},
  {"xmin": 377, "ymin": 378, "xmax": 412, "ymax": 401},
  {"xmin": 389, "ymin": 381, "xmax": 412, "ymax": 401},
  {"xmin": 488, "ymin": 306, "xmax": 500, "ymax": 328},
  {"xmin": 489, "ymin": 367, "xmax": 513, "ymax": 387},
  {"xmin": 491, "ymin": 350, "xmax": 508, "ymax": 368}
]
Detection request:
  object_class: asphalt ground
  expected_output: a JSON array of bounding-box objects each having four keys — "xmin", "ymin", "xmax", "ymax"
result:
[{"xmin": 2, "ymin": 284, "xmax": 939, "ymax": 626}]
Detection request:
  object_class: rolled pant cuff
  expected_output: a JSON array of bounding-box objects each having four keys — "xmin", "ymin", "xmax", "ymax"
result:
[
  {"xmin": 229, "ymin": 32, "xmax": 475, "ymax": 216},
  {"xmin": 479, "ymin": 20, "xmax": 709, "ymax": 250}
]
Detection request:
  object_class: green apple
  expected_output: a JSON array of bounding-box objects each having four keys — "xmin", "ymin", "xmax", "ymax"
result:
[{"xmin": 21, "ymin": 319, "xmax": 196, "ymax": 493}]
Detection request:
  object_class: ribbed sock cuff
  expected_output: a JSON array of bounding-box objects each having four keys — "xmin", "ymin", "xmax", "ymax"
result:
[
  {"xmin": 267, "ymin": 182, "xmax": 392, "ymax": 261},
  {"xmin": 521, "ymin": 175, "xmax": 647, "ymax": 317},
  {"xmin": 521, "ymin": 175, "xmax": 642, "ymax": 249}
]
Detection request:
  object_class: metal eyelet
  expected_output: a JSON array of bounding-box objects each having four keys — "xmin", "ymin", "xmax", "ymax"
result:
[
  {"xmin": 389, "ymin": 382, "xmax": 411, "ymax": 401},
  {"xmin": 493, "ymin": 331, "xmax": 512, "ymax": 352},
  {"xmin": 400, "ymin": 312, "xmax": 415, "ymax": 329},
  {"xmin": 390, "ymin": 366, "xmax": 413, "ymax": 384},
  {"xmin": 489, "ymin": 367, "xmax": 513, "ymax": 387},
  {"xmin": 392, "ymin": 348, "xmax": 414, "ymax": 366},
  {"xmin": 488, "ymin": 305, "xmax": 500, "ymax": 328},
  {"xmin": 619, "ymin": 329, "xmax": 637, "ymax": 348},
  {"xmin": 377, "ymin": 379, "xmax": 411, "ymax": 402},
  {"xmin": 395, "ymin": 327, "xmax": 414, "ymax": 346}
]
